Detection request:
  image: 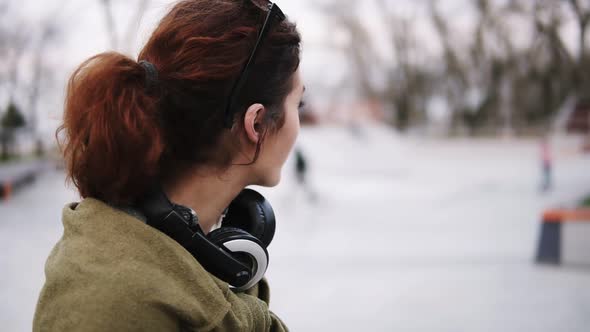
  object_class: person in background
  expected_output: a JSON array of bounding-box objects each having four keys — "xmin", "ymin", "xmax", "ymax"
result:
[
  {"xmin": 294, "ymin": 147, "xmax": 317, "ymax": 203},
  {"xmin": 540, "ymin": 136, "xmax": 553, "ymax": 192}
]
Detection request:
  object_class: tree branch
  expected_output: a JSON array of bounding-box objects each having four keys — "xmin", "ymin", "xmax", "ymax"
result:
[
  {"xmin": 99, "ymin": 0, "xmax": 118, "ymax": 50},
  {"xmin": 123, "ymin": 0, "xmax": 150, "ymax": 54}
]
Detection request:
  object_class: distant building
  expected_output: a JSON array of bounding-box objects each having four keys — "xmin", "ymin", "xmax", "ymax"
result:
[
  {"xmin": 566, "ymin": 100, "xmax": 590, "ymax": 134},
  {"xmin": 555, "ymin": 97, "xmax": 590, "ymax": 152},
  {"xmin": 299, "ymin": 106, "xmax": 320, "ymax": 126},
  {"xmin": 310, "ymin": 98, "xmax": 387, "ymax": 126}
]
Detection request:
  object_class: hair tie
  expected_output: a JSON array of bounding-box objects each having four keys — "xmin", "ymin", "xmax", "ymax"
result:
[{"xmin": 138, "ymin": 60, "xmax": 159, "ymax": 92}]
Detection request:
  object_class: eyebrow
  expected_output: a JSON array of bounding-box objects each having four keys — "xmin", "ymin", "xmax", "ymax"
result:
[{"xmin": 302, "ymin": 86, "xmax": 306, "ymax": 94}]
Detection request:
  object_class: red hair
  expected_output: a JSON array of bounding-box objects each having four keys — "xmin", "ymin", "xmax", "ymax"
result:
[{"xmin": 58, "ymin": 0, "xmax": 301, "ymax": 205}]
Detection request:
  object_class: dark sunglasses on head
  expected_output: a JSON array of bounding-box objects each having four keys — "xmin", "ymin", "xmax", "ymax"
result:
[{"xmin": 223, "ymin": 1, "xmax": 286, "ymax": 128}]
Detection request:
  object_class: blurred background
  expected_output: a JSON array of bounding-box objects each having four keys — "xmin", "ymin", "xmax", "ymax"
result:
[{"xmin": 1, "ymin": 0, "xmax": 590, "ymax": 331}]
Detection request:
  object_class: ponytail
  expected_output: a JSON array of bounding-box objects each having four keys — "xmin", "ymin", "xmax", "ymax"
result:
[{"xmin": 58, "ymin": 52, "xmax": 164, "ymax": 205}]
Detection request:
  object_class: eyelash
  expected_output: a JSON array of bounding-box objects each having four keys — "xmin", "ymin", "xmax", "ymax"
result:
[{"xmin": 298, "ymin": 100, "xmax": 306, "ymax": 111}]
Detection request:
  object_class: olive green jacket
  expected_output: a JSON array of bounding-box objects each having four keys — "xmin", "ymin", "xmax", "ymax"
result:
[{"xmin": 33, "ymin": 198, "xmax": 288, "ymax": 331}]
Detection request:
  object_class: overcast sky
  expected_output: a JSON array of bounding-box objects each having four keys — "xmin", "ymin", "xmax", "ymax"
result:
[{"xmin": 2, "ymin": 0, "xmax": 582, "ymax": 134}]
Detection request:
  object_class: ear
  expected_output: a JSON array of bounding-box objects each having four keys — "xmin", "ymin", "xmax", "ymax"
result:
[{"xmin": 243, "ymin": 103, "xmax": 266, "ymax": 144}]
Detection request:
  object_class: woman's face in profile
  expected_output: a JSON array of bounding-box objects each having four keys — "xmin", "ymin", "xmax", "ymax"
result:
[{"xmin": 255, "ymin": 69, "xmax": 304, "ymax": 187}]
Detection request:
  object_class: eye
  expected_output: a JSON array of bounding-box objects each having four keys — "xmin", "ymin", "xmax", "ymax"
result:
[{"xmin": 298, "ymin": 100, "xmax": 306, "ymax": 112}]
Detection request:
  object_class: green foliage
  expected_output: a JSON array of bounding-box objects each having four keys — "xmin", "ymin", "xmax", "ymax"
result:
[
  {"xmin": 0, "ymin": 101, "xmax": 27, "ymax": 161},
  {"xmin": 1, "ymin": 102, "xmax": 26, "ymax": 129}
]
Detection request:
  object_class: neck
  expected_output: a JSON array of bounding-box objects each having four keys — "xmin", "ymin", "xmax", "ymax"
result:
[{"xmin": 163, "ymin": 166, "xmax": 248, "ymax": 234}]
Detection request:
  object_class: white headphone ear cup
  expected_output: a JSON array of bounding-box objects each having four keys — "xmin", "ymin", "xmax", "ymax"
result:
[{"xmin": 207, "ymin": 227, "xmax": 269, "ymax": 291}]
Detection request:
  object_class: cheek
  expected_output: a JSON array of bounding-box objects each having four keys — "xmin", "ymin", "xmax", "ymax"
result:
[
  {"xmin": 265, "ymin": 107, "xmax": 299, "ymax": 166},
  {"xmin": 285, "ymin": 108, "xmax": 300, "ymax": 147}
]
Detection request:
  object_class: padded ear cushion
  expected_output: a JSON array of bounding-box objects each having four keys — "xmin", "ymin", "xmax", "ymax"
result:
[
  {"xmin": 207, "ymin": 227, "xmax": 258, "ymax": 270},
  {"xmin": 207, "ymin": 226, "xmax": 269, "ymax": 290},
  {"xmin": 222, "ymin": 189, "xmax": 276, "ymax": 248},
  {"xmin": 207, "ymin": 227, "xmax": 258, "ymax": 247}
]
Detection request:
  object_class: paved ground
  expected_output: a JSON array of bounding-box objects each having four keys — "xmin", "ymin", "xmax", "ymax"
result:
[
  {"xmin": 0, "ymin": 160, "xmax": 50, "ymax": 198},
  {"xmin": 1, "ymin": 126, "xmax": 589, "ymax": 331}
]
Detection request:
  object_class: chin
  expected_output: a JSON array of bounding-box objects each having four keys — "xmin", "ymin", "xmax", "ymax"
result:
[{"xmin": 257, "ymin": 171, "xmax": 281, "ymax": 188}]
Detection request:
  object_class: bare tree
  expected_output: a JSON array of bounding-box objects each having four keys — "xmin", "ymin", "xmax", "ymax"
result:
[
  {"xmin": 318, "ymin": 0, "xmax": 435, "ymax": 130},
  {"xmin": 308, "ymin": 0, "xmax": 590, "ymax": 135},
  {"xmin": 27, "ymin": 21, "xmax": 61, "ymax": 133},
  {"xmin": 100, "ymin": 0, "xmax": 119, "ymax": 50},
  {"xmin": 0, "ymin": 0, "xmax": 65, "ymax": 156},
  {"xmin": 98, "ymin": 0, "xmax": 151, "ymax": 54},
  {"xmin": 568, "ymin": 0, "xmax": 590, "ymax": 60},
  {"xmin": 0, "ymin": 16, "xmax": 29, "ymax": 99}
]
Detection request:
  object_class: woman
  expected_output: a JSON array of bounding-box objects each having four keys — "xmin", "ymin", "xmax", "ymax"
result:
[{"xmin": 33, "ymin": 0, "xmax": 303, "ymax": 330}]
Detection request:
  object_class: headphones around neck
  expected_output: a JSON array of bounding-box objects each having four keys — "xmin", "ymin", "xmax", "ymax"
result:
[{"xmin": 135, "ymin": 186, "xmax": 276, "ymax": 291}]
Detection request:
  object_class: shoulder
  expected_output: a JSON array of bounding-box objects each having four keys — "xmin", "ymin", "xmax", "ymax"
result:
[{"xmin": 35, "ymin": 198, "xmax": 232, "ymax": 331}]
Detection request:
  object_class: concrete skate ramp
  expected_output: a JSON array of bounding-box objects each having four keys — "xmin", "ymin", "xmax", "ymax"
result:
[{"xmin": 536, "ymin": 209, "xmax": 590, "ymax": 266}]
